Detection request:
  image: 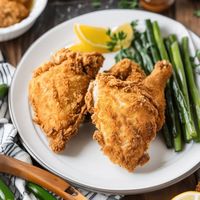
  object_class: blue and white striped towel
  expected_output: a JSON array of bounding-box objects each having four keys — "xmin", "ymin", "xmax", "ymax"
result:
[{"xmin": 0, "ymin": 61, "xmax": 121, "ymax": 200}]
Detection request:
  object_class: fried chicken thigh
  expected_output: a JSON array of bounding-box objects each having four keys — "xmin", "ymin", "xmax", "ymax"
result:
[
  {"xmin": 85, "ymin": 59, "xmax": 172, "ymax": 171},
  {"xmin": 29, "ymin": 48, "xmax": 104, "ymax": 152}
]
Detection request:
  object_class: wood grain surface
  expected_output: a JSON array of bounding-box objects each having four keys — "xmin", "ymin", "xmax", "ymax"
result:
[{"xmin": 0, "ymin": 0, "xmax": 200, "ymax": 199}]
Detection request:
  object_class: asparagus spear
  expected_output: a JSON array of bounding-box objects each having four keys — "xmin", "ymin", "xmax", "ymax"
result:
[
  {"xmin": 164, "ymin": 38, "xmax": 175, "ymax": 63},
  {"xmin": 140, "ymin": 31, "xmax": 149, "ymax": 53},
  {"xmin": 171, "ymin": 41, "xmax": 197, "ymax": 139},
  {"xmin": 165, "ymin": 36, "xmax": 195, "ymax": 141},
  {"xmin": 133, "ymin": 39, "xmax": 153, "ymax": 74},
  {"xmin": 165, "ymin": 86, "xmax": 177, "ymax": 138},
  {"xmin": 181, "ymin": 36, "xmax": 200, "ymax": 141},
  {"xmin": 115, "ymin": 47, "xmax": 143, "ymax": 67},
  {"xmin": 152, "ymin": 21, "xmax": 169, "ymax": 60},
  {"xmin": 134, "ymin": 49, "xmax": 144, "ymax": 67},
  {"xmin": 145, "ymin": 19, "xmax": 161, "ymax": 63},
  {"xmin": 115, "ymin": 47, "xmax": 135, "ymax": 62},
  {"xmin": 162, "ymin": 123, "xmax": 173, "ymax": 148},
  {"xmin": 164, "ymin": 38, "xmax": 185, "ymax": 148},
  {"xmin": 173, "ymin": 109, "xmax": 183, "ymax": 152},
  {"xmin": 171, "ymin": 41, "xmax": 190, "ymax": 105},
  {"xmin": 169, "ymin": 34, "xmax": 178, "ymax": 44},
  {"xmin": 171, "ymin": 76, "xmax": 195, "ymax": 141},
  {"xmin": 140, "ymin": 31, "xmax": 155, "ymax": 70},
  {"xmin": 153, "ymin": 22, "xmax": 194, "ymax": 142}
]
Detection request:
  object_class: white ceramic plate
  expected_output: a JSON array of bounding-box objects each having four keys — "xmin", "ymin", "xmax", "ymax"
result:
[{"xmin": 9, "ymin": 10, "xmax": 200, "ymax": 194}]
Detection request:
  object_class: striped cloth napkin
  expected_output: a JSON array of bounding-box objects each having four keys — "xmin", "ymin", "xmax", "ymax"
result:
[{"xmin": 0, "ymin": 58, "xmax": 122, "ymax": 200}]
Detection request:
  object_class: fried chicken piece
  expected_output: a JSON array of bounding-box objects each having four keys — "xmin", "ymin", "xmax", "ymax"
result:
[
  {"xmin": 85, "ymin": 59, "xmax": 172, "ymax": 171},
  {"xmin": 29, "ymin": 48, "xmax": 104, "ymax": 152}
]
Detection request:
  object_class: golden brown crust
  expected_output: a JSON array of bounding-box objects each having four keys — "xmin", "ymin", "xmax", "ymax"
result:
[
  {"xmin": 85, "ymin": 81, "xmax": 95, "ymax": 114},
  {"xmin": 86, "ymin": 59, "xmax": 172, "ymax": 171},
  {"xmin": 29, "ymin": 48, "xmax": 104, "ymax": 152},
  {"xmin": 107, "ymin": 59, "xmax": 146, "ymax": 83},
  {"xmin": 143, "ymin": 60, "xmax": 173, "ymax": 130},
  {"xmin": 0, "ymin": 0, "xmax": 29, "ymax": 27}
]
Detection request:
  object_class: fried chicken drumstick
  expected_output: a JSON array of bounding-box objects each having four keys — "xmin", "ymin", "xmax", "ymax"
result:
[
  {"xmin": 85, "ymin": 59, "xmax": 172, "ymax": 171},
  {"xmin": 29, "ymin": 48, "xmax": 104, "ymax": 152}
]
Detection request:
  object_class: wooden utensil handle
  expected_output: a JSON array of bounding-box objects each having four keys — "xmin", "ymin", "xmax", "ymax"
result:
[{"xmin": 0, "ymin": 155, "xmax": 86, "ymax": 200}]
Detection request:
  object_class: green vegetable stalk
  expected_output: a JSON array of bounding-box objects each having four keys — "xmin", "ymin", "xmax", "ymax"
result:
[
  {"xmin": 145, "ymin": 19, "xmax": 161, "ymax": 63},
  {"xmin": 173, "ymin": 109, "xmax": 183, "ymax": 152},
  {"xmin": 162, "ymin": 123, "xmax": 173, "ymax": 148},
  {"xmin": 181, "ymin": 36, "xmax": 200, "ymax": 141},
  {"xmin": 171, "ymin": 41, "xmax": 197, "ymax": 139},
  {"xmin": 164, "ymin": 36, "xmax": 195, "ymax": 141},
  {"xmin": 171, "ymin": 41, "xmax": 190, "ymax": 105},
  {"xmin": 133, "ymin": 39, "xmax": 153, "ymax": 74},
  {"xmin": 168, "ymin": 34, "xmax": 178, "ymax": 44},
  {"xmin": 0, "ymin": 84, "xmax": 8, "ymax": 99},
  {"xmin": 0, "ymin": 178, "xmax": 14, "ymax": 200},
  {"xmin": 152, "ymin": 21, "xmax": 169, "ymax": 60},
  {"xmin": 26, "ymin": 182, "xmax": 56, "ymax": 200}
]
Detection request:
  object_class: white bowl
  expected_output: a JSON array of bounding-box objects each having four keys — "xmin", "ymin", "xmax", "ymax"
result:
[{"xmin": 0, "ymin": 0, "xmax": 48, "ymax": 42}]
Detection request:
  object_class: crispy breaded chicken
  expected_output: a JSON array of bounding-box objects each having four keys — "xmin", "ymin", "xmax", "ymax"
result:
[
  {"xmin": 29, "ymin": 48, "xmax": 104, "ymax": 152},
  {"xmin": 85, "ymin": 59, "xmax": 172, "ymax": 171}
]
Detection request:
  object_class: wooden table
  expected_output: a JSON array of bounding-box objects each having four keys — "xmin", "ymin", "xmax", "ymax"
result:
[{"xmin": 1, "ymin": 0, "xmax": 200, "ymax": 199}]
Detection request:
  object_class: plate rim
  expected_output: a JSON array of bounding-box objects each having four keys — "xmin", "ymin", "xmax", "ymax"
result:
[
  {"xmin": 18, "ymin": 138, "xmax": 200, "ymax": 195},
  {"xmin": 8, "ymin": 9, "xmax": 200, "ymax": 194}
]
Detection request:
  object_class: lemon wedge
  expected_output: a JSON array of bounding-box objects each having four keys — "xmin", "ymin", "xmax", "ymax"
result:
[
  {"xmin": 73, "ymin": 24, "xmax": 109, "ymax": 52},
  {"xmin": 172, "ymin": 191, "xmax": 200, "ymax": 200},
  {"xmin": 112, "ymin": 23, "xmax": 134, "ymax": 49},
  {"xmin": 73, "ymin": 23, "xmax": 134, "ymax": 53}
]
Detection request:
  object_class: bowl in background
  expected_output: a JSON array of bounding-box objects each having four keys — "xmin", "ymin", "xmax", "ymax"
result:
[{"xmin": 0, "ymin": 0, "xmax": 48, "ymax": 42}]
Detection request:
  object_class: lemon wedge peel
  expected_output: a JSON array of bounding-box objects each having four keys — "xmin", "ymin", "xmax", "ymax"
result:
[
  {"xmin": 172, "ymin": 191, "xmax": 200, "ymax": 200},
  {"xmin": 74, "ymin": 24, "xmax": 110, "ymax": 49}
]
